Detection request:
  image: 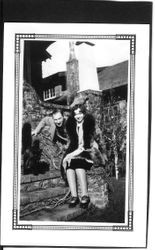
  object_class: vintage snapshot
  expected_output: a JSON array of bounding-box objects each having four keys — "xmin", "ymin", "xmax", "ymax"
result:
[
  {"xmin": 1, "ymin": 23, "xmax": 150, "ymax": 247},
  {"xmin": 17, "ymin": 35, "xmax": 131, "ymax": 227}
]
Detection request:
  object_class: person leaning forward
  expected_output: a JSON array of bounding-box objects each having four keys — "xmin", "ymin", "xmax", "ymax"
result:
[
  {"xmin": 32, "ymin": 109, "xmax": 69, "ymax": 183},
  {"xmin": 32, "ymin": 109, "xmax": 68, "ymax": 145}
]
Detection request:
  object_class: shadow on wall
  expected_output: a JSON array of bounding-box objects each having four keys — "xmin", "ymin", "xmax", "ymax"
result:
[{"xmin": 22, "ymin": 122, "xmax": 49, "ymax": 175}]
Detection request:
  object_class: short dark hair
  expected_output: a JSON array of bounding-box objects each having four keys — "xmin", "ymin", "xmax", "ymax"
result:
[{"xmin": 52, "ymin": 108, "xmax": 63, "ymax": 116}]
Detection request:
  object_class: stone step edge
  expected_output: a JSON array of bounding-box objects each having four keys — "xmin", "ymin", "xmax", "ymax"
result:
[
  {"xmin": 42, "ymin": 205, "xmax": 87, "ymax": 222},
  {"xmin": 21, "ymin": 170, "xmax": 61, "ymax": 184},
  {"xmin": 20, "ymin": 190, "xmax": 71, "ymax": 218},
  {"xmin": 20, "ymin": 186, "xmax": 69, "ymax": 206},
  {"xmin": 20, "ymin": 203, "xmax": 87, "ymax": 222},
  {"xmin": 20, "ymin": 177, "xmax": 65, "ymax": 193}
]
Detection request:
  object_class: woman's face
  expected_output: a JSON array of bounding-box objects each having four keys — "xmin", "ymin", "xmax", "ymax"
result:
[{"xmin": 74, "ymin": 108, "xmax": 84, "ymax": 123}]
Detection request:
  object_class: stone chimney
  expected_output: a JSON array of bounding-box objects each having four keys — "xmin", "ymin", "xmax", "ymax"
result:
[{"xmin": 66, "ymin": 42, "xmax": 79, "ymax": 105}]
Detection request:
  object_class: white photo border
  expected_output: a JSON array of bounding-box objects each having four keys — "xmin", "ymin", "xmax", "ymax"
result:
[{"xmin": 13, "ymin": 33, "xmax": 135, "ymax": 231}]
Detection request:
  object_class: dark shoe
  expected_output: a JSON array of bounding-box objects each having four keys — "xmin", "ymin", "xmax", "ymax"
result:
[
  {"xmin": 80, "ymin": 196, "xmax": 90, "ymax": 209},
  {"xmin": 69, "ymin": 197, "xmax": 79, "ymax": 208}
]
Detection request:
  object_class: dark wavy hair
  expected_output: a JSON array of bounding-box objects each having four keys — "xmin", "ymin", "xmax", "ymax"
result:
[{"xmin": 71, "ymin": 104, "xmax": 87, "ymax": 117}]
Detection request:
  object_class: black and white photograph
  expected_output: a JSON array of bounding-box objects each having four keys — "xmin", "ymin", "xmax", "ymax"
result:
[
  {"xmin": 1, "ymin": 22, "xmax": 150, "ymax": 248},
  {"xmin": 19, "ymin": 37, "xmax": 130, "ymax": 225}
]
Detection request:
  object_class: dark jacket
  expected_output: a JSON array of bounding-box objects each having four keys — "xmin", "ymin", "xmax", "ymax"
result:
[{"xmin": 65, "ymin": 113, "xmax": 95, "ymax": 155}]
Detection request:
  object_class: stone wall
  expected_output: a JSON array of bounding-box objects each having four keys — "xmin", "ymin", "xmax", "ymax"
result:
[
  {"xmin": 77, "ymin": 89, "xmax": 127, "ymax": 177},
  {"xmin": 22, "ymin": 81, "xmax": 69, "ymax": 171},
  {"xmin": 23, "ymin": 81, "xmax": 69, "ymax": 129},
  {"xmin": 22, "ymin": 81, "xmax": 127, "ymax": 176},
  {"xmin": 76, "ymin": 90, "xmax": 103, "ymax": 129}
]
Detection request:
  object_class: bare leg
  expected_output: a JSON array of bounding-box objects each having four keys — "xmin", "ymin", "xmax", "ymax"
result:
[
  {"xmin": 76, "ymin": 168, "xmax": 88, "ymax": 197},
  {"xmin": 66, "ymin": 169, "xmax": 78, "ymax": 197}
]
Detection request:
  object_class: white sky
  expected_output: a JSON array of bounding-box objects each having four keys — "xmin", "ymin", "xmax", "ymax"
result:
[{"xmin": 42, "ymin": 40, "xmax": 130, "ymax": 78}]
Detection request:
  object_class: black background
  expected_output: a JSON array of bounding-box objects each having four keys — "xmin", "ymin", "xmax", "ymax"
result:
[{"xmin": 1, "ymin": 0, "xmax": 153, "ymax": 23}]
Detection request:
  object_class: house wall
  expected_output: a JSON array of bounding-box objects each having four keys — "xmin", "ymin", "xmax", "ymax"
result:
[{"xmin": 23, "ymin": 81, "xmax": 69, "ymax": 129}]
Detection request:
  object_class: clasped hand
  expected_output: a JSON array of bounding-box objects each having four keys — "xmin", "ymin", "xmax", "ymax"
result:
[
  {"xmin": 31, "ymin": 130, "xmax": 37, "ymax": 136},
  {"xmin": 62, "ymin": 153, "xmax": 73, "ymax": 170},
  {"xmin": 62, "ymin": 146, "xmax": 84, "ymax": 170}
]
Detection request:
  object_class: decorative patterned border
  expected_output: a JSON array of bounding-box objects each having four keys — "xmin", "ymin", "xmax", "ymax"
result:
[{"xmin": 13, "ymin": 34, "xmax": 135, "ymax": 231}]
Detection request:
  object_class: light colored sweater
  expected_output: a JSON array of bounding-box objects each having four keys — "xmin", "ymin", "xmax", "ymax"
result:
[{"xmin": 34, "ymin": 116, "xmax": 56, "ymax": 141}]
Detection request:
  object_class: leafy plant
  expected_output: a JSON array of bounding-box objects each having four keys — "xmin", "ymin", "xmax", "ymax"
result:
[{"xmin": 103, "ymin": 91, "xmax": 127, "ymax": 179}]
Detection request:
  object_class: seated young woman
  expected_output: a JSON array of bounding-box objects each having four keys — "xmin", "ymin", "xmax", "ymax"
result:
[{"xmin": 62, "ymin": 103, "xmax": 96, "ymax": 209}]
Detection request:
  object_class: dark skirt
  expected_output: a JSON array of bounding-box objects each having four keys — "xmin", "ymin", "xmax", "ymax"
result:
[{"xmin": 66, "ymin": 158, "xmax": 93, "ymax": 171}]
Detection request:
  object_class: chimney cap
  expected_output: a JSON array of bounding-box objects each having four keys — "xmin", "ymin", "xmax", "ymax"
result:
[{"xmin": 76, "ymin": 41, "xmax": 95, "ymax": 46}]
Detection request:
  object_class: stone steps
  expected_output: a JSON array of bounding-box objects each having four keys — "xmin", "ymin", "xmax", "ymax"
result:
[
  {"xmin": 20, "ymin": 169, "xmax": 68, "ymax": 217},
  {"xmin": 21, "ymin": 170, "xmax": 61, "ymax": 186},
  {"xmin": 20, "ymin": 186, "xmax": 68, "ymax": 206},
  {"xmin": 20, "ymin": 169, "xmax": 65, "ymax": 201},
  {"xmin": 20, "ymin": 175, "xmax": 63, "ymax": 193},
  {"xmin": 20, "ymin": 204, "xmax": 86, "ymax": 221},
  {"xmin": 20, "ymin": 167, "xmax": 110, "ymax": 220}
]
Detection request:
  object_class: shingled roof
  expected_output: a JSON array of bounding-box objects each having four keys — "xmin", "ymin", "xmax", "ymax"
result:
[{"xmin": 97, "ymin": 60, "xmax": 128, "ymax": 91}]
